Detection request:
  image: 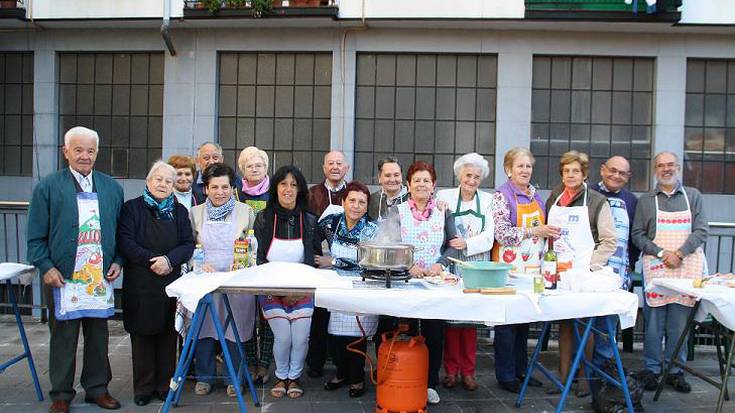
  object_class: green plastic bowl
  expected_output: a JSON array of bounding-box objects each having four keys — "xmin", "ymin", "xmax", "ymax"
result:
[{"xmin": 460, "ymin": 261, "xmax": 513, "ymax": 289}]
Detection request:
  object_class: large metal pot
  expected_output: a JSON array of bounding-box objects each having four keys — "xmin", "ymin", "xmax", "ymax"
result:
[{"xmin": 358, "ymin": 243, "xmax": 415, "ymax": 271}]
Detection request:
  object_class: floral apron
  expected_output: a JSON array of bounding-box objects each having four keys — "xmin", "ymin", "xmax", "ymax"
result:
[
  {"xmin": 492, "ymin": 194, "xmax": 545, "ymax": 272},
  {"xmin": 642, "ymin": 191, "xmax": 704, "ymax": 308}
]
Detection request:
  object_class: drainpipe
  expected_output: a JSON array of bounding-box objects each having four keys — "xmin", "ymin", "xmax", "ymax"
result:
[{"xmin": 161, "ymin": 0, "xmax": 176, "ymax": 56}]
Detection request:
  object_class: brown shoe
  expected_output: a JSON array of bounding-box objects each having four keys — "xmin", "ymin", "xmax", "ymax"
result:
[
  {"xmin": 462, "ymin": 375, "xmax": 479, "ymax": 391},
  {"xmin": 442, "ymin": 374, "xmax": 457, "ymax": 388},
  {"xmin": 84, "ymin": 393, "xmax": 121, "ymax": 410},
  {"xmin": 49, "ymin": 400, "xmax": 70, "ymax": 413}
]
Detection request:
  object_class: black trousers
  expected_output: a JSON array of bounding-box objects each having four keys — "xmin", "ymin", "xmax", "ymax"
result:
[
  {"xmin": 45, "ymin": 286, "xmax": 111, "ymax": 401},
  {"xmin": 329, "ymin": 334, "xmax": 368, "ymax": 385},
  {"xmin": 374, "ymin": 316, "xmax": 444, "ymax": 388},
  {"xmin": 306, "ymin": 306, "xmax": 330, "ymax": 371},
  {"xmin": 130, "ymin": 327, "xmax": 178, "ymax": 397}
]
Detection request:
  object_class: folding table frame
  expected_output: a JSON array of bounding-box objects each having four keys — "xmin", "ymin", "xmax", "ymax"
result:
[
  {"xmin": 516, "ymin": 316, "xmax": 635, "ymax": 413},
  {"xmin": 0, "ymin": 278, "xmax": 43, "ymax": 401}
]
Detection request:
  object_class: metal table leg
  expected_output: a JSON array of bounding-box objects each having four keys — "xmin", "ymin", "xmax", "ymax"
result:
[
  {"xmin": 0, "ymin": 279, "xmax": 43, "ymax": 401},
  {"xmin": 716, "ymin": 329, "xmax": 735, "ymax": 413}
]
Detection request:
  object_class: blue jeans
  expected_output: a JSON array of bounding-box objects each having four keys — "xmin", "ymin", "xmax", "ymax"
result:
[
  {"xmin": 494, "ymin": 323, "xmax": 530, "ymax": 382},
  {"xmin": 194, "ymin": 338, "xmax": 246, "ymax": 385},
  {"xmin": 643, "ymin": 303, "xmax": 690, "ymax": 375},
  {"xmin": 592, "ymin": 315, "xmax": 618, "ymax": 367}
]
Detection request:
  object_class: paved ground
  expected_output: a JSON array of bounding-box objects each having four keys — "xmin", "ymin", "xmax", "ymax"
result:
[{"xmin": 0, "ymin": 315, "xmax": 732, "ymax": 412}]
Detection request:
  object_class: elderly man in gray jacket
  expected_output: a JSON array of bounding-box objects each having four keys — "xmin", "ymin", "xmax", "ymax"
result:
[{"xmin": 632, "ymin": 151, "xmax": 708, "ymax": 394}]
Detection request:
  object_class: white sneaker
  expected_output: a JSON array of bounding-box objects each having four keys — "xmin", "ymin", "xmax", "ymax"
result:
[
  {"xmin": 427, "ymin": 387, "xmax": 440, "ymax": 404},
  {"xmin": 194, "ymin": 381, "xmax": 211, "ymax": 395},
  {"xmin": 226, "ymin": 384, "xmax": 239, "ymax": 398}
]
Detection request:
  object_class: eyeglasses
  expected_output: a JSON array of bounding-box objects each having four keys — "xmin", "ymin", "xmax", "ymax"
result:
[
  {"xmin": 245, "ymin": 163, "xmax": 265, "ymax": 170},
  {"xmin": 200, "ymin": 154, "xmax": 222, "ymax": 162},
  {"xmin": 602, "ymin": 164, "xmax": 632, "ymax": 178}
]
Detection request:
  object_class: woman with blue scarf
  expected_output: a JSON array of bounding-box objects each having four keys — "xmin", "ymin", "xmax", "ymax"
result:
[
  {"xmin": 118, "ymin": 161, "xmax": 195, "ymax": 406},
  {"xmin": 315, "ymin": 181, "xmax": 378, "ymax": 398},
  {"xmin": 189, "ymin": 163, "xmax": 257, "ymax": 398}
]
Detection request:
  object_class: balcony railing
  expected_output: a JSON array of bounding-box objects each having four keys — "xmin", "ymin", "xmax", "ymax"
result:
[
  {"xmin": 183, "ymin": 0, "xmax": 338, "ymax": 18},
  {"xmin": 525, "ymin": 0, "xmax": 682, "ymax": 21}
]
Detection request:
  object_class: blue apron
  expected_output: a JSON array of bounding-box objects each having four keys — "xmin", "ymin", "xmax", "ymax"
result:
[{"xmin": 606, "ymin": 196, "xmax": 631, "ymax": 290}]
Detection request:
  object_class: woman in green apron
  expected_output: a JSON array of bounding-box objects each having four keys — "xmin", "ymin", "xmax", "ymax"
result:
[{"xmin": 436, "ymin": 153, "xmax": 495, "ymax": 391}]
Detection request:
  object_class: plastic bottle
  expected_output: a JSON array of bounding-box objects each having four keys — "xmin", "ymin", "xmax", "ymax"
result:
[
  {"xmin": 542, "ymin": 242, "xmax": 557, "ymax": 290},
  {"xmin": 533, "ymin": 271, "xmax": 544, "ymax": 294},
  {"xmin": 246, "ymin": 229, "xmax": 258, "ymax": 267},
  {"xmin": 192, "ymin": 244, "xmax": 205, "ymax": 274}
]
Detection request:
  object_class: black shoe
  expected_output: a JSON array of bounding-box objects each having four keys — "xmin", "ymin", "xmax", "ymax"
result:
[
  {"xmin": 134, "ymin": 395, "xmax": 151, "ymax": 406},
  {"xmin": 666, "ymin": 373, "xmax": 692, "ymax": 393},
  {"xmin": 637, "ymin": 369, "xmax": 660, "ymax": 391},
  {"xmin": 498, "ymin": 379, "xmax": 521, "ymax": 394},
  {"xmin": 307, "ymin": 367, "xmax": 323, "ymax": 378},
  {"xmin": 518, "ymin": 375, "xmax": 543, "ymax": 387},
  {"xmin": 349, "ymin": 383, "xmax": 365, "ymax": 398},
  {"xmin": 324, "ymin": 377, "xmax": 347, "ymax": 391}
]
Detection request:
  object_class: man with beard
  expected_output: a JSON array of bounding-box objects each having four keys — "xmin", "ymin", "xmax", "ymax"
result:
[{"xmin": 632, "ymin": 151, "xmax": 708, "ymax": 394}]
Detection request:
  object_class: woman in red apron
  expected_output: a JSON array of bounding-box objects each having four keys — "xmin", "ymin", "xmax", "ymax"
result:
[
  {"xmin": 253, "ymin": 165, "xmax": 322, "ymax": 400},
  {"xmin": 491, "ymin": 147, "xmax": 559, "ymax": 393}
]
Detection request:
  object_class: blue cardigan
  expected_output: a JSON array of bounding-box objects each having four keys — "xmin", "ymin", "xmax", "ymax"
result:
[{"xmin": 27, "ymin": 169, "xmax": 124, "ymax": 278}]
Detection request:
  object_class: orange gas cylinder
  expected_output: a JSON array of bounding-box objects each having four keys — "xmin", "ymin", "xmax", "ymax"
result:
[{"xmin": 375, "ymin": 328, "xmax": 428, "ymax": 413}]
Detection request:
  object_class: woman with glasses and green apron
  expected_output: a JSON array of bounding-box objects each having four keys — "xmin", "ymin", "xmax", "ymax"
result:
[{"xmin": 436, "ymin": 153, "xmax": 495, "ymax": 392}]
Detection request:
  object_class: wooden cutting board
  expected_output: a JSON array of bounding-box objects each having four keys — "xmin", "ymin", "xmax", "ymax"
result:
[{"xmin": 463, "ymin": 287, "xmax": 516, "ymax": 295}]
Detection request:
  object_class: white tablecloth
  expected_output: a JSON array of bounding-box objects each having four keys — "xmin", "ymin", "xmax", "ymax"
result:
[
  {"xmin": 648, "ymin": 278, "xmax": 735, "ymax": 331},
  {"xmin": 166, "ymin": 262, "xmax": 351, "ymax": 312},
  {"xmin": 0, "ymin": 263, "xmax": 35, "ymax": 283},
  {"xmin": 316, "ymin": 280, "xmax": 639, "ymax": 329},
  {"xmin": 166, "ymin": 265, "xmax": 639, "ymax": 328}
]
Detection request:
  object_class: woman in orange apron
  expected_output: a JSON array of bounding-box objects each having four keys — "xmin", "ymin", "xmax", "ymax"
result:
[{"xmin": 491, "ymin": 148, "xmax": 560, "ymax": 393}]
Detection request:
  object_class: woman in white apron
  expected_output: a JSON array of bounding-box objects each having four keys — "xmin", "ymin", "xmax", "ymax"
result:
[
  {"xmin": 491, "ymin": 148, "xmax": 560, "ymax": 393},
  {"xmin": 545, "ymin": 151, "xmax": 617, "ymax": 395},
  {"xmin": 385, "ymin": 160, "xmax": 461, "ymax": 405},
  {"xmin": 189, "ymin": 164, "xmax": 256, "ymax": 398},
  {"xmin": 435, "ymin": 153, "xmax": 495, "ymax": 392},
  {"xmin": 316, "ymin": 181, "xmax": 378, "ymax": 398},
  {"xmin": 253, "ymin": 165, "xmax": 322, "ymax": 399}
]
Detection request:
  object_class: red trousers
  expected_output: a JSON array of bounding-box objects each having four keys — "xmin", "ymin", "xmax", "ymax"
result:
[{"xmin": 443, "ymin": 326, "xmax": 477, "ymax": 376}]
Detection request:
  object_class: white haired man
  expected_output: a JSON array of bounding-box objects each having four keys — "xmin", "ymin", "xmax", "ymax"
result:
[
  {"xmin": 191, "ymin": 142, "xmax": 244, "ymax": 204},
  {"xmin": 27, "ymin": 126, "xmax": 124, "ymax": 413},
  {"xmin": 632, "ymin": 151, "xmax": 708, "ymax": 394}
]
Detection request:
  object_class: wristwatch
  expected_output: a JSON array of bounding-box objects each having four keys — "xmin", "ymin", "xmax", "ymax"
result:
[{"xmin": 656, "ymin": 249, "xmax": 665, "ymax": 259}]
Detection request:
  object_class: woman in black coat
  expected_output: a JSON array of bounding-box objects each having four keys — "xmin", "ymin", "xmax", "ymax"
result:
[{"xmin": 117, "ymin": 161, "xmax": 194, "ymax": 406}]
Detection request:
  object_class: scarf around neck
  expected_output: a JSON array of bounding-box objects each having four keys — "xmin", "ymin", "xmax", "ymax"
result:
[
  {"xmin": 143, "ymin": 186, "xmax": 175, "ymax": 221},
  {"xmin": 408, "ymin": 198, "xmax": 437, "ymax": 221},
  {"xmin": 243, "ymin": 175, "xmax": 269, "ymax": 196},
  {"xmin": 206, "ymin": 196, "xmax": 236, "ymax": 221}
]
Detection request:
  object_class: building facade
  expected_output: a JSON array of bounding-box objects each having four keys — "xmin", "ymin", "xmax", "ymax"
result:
[{"xmin": 1, "ymin": 0, "xmax": 734, "ymax": 225}]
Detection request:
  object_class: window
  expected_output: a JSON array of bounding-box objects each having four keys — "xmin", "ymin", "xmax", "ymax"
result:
[
  {"xmin": 218, "ymin": 52, "xmax": 332, "ymax": 183},
  {"xmin": 684, "ymin": 59, "xmax": 735, "ymax": 194},
  {"xmin": 354, "ymin": 53, "xmax": 496, "ymax": 188},
  {"xmin": 58, "ymin": 52, "xmax": 164, "ymax": 179},
  {"xmin": 531, "ymin": 56, "xmax": 654, "ymax": 191},
  {"xmin": 0, "ymin": 52, "xmax": 34, "ymax": 176}
]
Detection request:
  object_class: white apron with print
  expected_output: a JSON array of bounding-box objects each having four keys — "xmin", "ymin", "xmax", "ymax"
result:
[
  {"xmin": 54, "ymin": 192, "xmax": 114, "ymax": 320},
  {"xmin": 198, "ymin": 209, "xmax": 255, "ymax": 342},
  {"xmin": 397, "ymin": 202, "xmax": 444, "ymax": 270},
  {"xmin": 547, "ymin": 185, "xmax": 595, "ymax": 271},
  {"xmin": 327, "ymin": 215, "xmax": 379, "ymax": 337}
]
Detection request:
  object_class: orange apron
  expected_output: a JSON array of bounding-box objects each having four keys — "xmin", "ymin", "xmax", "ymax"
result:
[{"xmin": 492, "ymin": 194, "xmax": 545, "ymax": 272}]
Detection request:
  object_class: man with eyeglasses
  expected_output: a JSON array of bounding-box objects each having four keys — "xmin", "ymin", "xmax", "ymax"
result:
[
  {"xmin": 632, "ymin": 151, "xmax": 708, "ymax": 394},
  {"xmin": 191, "ymin": 142, "xmax": 244, "ymax": 204},
  {"xmin": 589, "ymin": 155, "xmax": 640, "ymax": 399}
]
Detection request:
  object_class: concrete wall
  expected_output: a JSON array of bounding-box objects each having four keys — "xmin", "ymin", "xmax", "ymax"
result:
[{"xmin": 2, "ymin": 27, "xmax": 735, "ymax": 223}]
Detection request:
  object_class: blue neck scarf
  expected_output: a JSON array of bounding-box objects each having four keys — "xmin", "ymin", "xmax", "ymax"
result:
[
  {"xmin": 206, "ymin": 196, "xmax": 236, "ymax": 221},
  {"xmin": 143, "ymin": 186, "xmax": 175, "ymax": 221}
]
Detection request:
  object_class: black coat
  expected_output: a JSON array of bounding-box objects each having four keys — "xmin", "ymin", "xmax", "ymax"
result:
[
  {"xmin": 117, "ymin": 196, "xmax": 195, "ymax": 335},
  {"xmin": 254, "ymin": 207, "xmax": 322, "ymax": 267}
]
